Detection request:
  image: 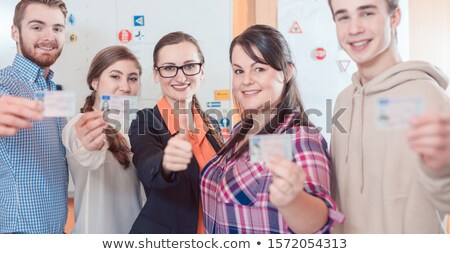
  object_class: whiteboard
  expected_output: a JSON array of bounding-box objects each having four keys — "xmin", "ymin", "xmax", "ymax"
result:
[
  {"xmin": 0, "ymin": 0, "xmax": 233, "ymax": 112},
  {"xmin": 0, "ymin": 0, "xmax": 232, "ymax": 196}
]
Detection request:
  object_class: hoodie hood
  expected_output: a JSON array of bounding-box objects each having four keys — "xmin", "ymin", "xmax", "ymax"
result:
[{"xmin": 352, "ymin": 61, "xmax": 449, "ymax": 95}]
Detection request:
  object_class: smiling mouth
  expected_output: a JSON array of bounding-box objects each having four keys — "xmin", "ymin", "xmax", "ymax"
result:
[
  {"xmin": 242, "ymin": 90, "xmax": 261, "ymax": 95},
  {"xmin": 171, "ymin": 83, "xmax": 190, "ymax": 90},
  {"xmin": 349, "ymin": 40, "xmax": 371, "ymax": 48},
  {"xmin": 36, "ymin": 44, "xmax": 57, "ymax": 52}
]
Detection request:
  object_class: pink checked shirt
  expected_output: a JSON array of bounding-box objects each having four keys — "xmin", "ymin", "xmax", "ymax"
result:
[{"xmin": 200, "ymin": 113, "xmax": 342, "ymax": 233}]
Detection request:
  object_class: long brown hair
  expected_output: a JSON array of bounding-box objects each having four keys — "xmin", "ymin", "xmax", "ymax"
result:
[
  {"xmin": 14, "ymin": 0, "xmax": 68, "ymax": 30},
  {"xmin": 219, "ymin": 24, "xmax": 311, "ymax": 161},
  {"xmin": 153, "ymin": 31, "xmax": 223, "ymax": 146},
  {"xmin": 82, "ymin": 45, "xmax": 142, "ymax": 169}
]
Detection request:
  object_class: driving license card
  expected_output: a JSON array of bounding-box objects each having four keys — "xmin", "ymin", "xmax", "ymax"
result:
[
  {"xmin": 376, "ymin": 97, "xmax": 424, "ymax": 130},
  {"xmin": 34, "ymin": 91, "xmax": 76, "ymax": 117},
  {"xmin": 100, "ymin": 95, "xmax": 138, "ymax": 121},
  {"xmin": 249, "ymin": 134, "xmax": 293, "ymax": 163}
]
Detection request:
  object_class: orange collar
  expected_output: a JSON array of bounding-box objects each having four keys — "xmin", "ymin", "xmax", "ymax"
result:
[
  {"xmin": 157, "ymin": 96, "xmax": 208, "ymax": 142},
  {"xmin": 157, "ymin": 96, "xmax": 216, "ymax": 235}
]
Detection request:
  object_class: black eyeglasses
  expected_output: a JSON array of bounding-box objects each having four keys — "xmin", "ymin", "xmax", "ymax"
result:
[{"xmin": 155, "ymin": 63, "xmax": 203, "ymax": 78}]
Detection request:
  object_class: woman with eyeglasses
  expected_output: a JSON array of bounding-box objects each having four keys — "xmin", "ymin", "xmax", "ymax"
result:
[{"xmin": 128, "ymin": 32, "xmax": 223, "ymax": 234}]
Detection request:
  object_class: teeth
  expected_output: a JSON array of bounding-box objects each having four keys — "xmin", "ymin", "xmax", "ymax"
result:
[
  {"xmin": 243, "ymin": 90, "xmax": 260, "ymax": 95},
  {"xmin": 351, "ymin": 41, "xmax": 368, "ymax": 47},
  {"xmin": 39, "ymin": 47, "xmax": 53, "ymax": 51},
  {"xmin": 173, "ymin": 84, "xmax": 188, "ymax": 89}
]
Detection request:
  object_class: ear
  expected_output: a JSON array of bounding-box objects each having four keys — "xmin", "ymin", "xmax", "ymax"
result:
[
  {"xmin": 11, "ymin": 25, "xmax": 20, "ymax": 43},
  {"xmin": 153, "ymin": 68, "xmax": 160, "ymax": 85},
  {"xmin": 390, "ymin": 7, "xmax": 401, "ymax": 30},
  {"xmin": 285, "ymin": 64, "xmax": 294, "ymax": 83},
  {"xmin": 91, "ymin": 79, "xmax": 99, "ymax": 90},
  {"xmin": 199, "ymin": 66, "xmax": 205, "ymax": 81}
]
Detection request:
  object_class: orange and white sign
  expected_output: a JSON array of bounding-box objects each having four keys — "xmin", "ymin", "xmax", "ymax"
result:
[
  {"xmin": 289, "ymin": 21, "xmax": 303, "ymax": 34},
  {"xmin": 214, "ymin": 90, "xmax": 230, "ymax": 101},
  {"xmin": 118, "ymin": 29, "xmax": 132, "ymax": 43}
]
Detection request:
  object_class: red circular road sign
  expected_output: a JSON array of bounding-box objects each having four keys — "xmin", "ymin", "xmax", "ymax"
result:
[
  {"xmin": 313, "ymin": 47, "xmax": 327, "ymax": 60},
  {"xmin": 118, "ymin": 29, "xmax": 132, "ymax": 43}
]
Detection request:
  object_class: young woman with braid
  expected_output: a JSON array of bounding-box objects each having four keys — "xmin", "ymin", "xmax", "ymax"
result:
[
  {"xmin": 62, "ymin": 45, "xmax": 144, "ymax": 233},
  {"xmin": 128, "ymin": 32, "xmax": 223, "ymax": 234}
]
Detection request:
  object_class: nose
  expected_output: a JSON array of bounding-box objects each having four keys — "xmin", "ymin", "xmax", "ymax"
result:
[
  {"xmin": 242, "ymin": 72, "xmax": 254, "ymax": 86},
  {"xmin": 174, "ymin": 68, "xmax": 187, "ymax": 83},
  {"xmin": 41, "ymin": 27, "xmax": 55, "ymax": 41},
  {"xmin": 349, "ymin": 17, "xmax": 364, "ymax": 35},
  {"xmin": 119, "ymin": 80, "xmax": 131, "ymax": 93}
]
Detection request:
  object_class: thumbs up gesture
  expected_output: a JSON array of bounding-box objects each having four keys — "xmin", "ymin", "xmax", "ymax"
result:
[{"xmin": 162, "ymin": 129, "xmax": 193, "ymax": 173}]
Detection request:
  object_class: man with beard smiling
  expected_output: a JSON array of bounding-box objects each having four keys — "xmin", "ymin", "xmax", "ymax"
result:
[{"xmin": 0, "ymin": 0, "xmax": 69, "ymax": 233}]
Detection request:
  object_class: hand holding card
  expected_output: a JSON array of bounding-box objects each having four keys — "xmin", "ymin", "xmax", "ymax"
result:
[
  {"xmin": 75, "ymin": 111, "xmax": 107, "ymax": 151},
  {"xmin": 249, "ymin": 134, "xmax": 293, "ymax": 164},
  {"xmin": 267, "ymin": 156, "xmax": 306, "ymax": 209},
  {"xmin": 0, "ymin": 95, "xmax": 43, "ymax": 136},
  {"xmin": 408, "ymin": 112, "xmax": 450, "ymax": 170}
]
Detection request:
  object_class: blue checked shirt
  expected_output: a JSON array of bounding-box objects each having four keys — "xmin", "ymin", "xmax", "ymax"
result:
[{"xmin": 0, "ymin": 54, "xmax": 68, "ymax": 233}]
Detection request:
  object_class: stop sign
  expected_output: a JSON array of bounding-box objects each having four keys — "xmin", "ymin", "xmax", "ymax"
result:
[
  {"xmin": 118, "ymin": 29, "xmax": 132, "ymax": 43},
  {"xmin": 313, "ymin": 47, "xmax": 327, "ymax": 60}
]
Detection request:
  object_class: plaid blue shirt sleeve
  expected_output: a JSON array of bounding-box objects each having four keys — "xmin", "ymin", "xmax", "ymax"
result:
[
  {"xmin": 0, "ymin": 55, "xmax": 68, "ymax": 234},
  {"xmin": 0, "ymin": 80, "xmax": 9, "ymax": 95}
]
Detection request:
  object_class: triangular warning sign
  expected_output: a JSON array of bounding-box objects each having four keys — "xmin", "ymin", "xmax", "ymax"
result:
[
  {"xmin": 338, "ymin": 60, "xmax": 351, "ymax": 72},
  {"xmin": 289, "ymin": 21, "xmax": 302, "ymax": 34}
]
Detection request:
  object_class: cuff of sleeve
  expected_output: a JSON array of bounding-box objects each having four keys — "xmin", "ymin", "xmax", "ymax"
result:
[
  {"xmin": 420, "ymin": 159, "xmax": 450, "ymax": 179},
  {"xmin": 310, "ymin": 193, "xmax": 345, "ymax": 234},
  {"xmin": 69, "ymin": 138, "xmax": 108, "ymax": 170}
]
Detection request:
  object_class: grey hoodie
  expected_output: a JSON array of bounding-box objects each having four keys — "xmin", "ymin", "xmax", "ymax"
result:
[{"xmin": 331, "ymin": 61, "xmax": 450, "ymax": 233}]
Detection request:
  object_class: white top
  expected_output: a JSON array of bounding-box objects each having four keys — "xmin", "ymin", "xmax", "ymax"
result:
[{"xmin": 62, "ymin": 113, "xmax": 144, "ymax": 234}]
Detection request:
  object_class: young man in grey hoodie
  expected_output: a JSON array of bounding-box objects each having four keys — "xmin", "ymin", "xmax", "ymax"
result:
[{"xmin": 329, "ymin": 0, "xmax": 450, "ymax": 233}]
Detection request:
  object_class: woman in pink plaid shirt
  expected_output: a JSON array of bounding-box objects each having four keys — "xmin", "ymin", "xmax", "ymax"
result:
[{"xmin": 200, "ymin": 25, "xmax": 343, "ymax": 234}]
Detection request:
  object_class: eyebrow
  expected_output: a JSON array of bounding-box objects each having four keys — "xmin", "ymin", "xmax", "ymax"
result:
[
  {"xmin": 359, "ymin": 5, "xmax": 378, "ymax": 11},
  {"xmin": 232, "ymin": 62, "xmax": 260, "ymax": 68},
  {"xmin": 111, "ymin": 70, "xmax": 139, "ymax": 76},
  {"xmin": 160, "ymin": 60, "xmax": 198, "ymax": 66},
  {"xmin": 27, "ymin": 19, "xmax": 65, "ymax": 28},
  {"xmin": 110, "ymin": 70, "xmax": 123, "ymax": 75},
  {"xmin": 334, "ymin": 4, "xmax": 378, "ymax": 16}
]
